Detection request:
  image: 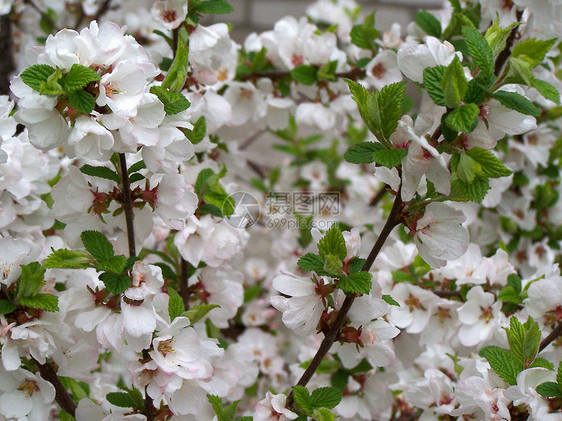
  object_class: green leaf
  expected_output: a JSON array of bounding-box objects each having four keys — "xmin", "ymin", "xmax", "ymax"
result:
[
  {"xmin": 68, "ymin": 90, "xmax": 95, "ymax": 114},
  {"xmin": 423, "ymin": 66, "xmax": 447, "ymax": 106},
  {"xmin": 168, "ymin": 288, "xmax": 185, "ymax": 321},
  {"xmin": 338, "ymin": 271, "xmax": 372, "ymax": 295},
  {"xmin": 184, "ymin": 304, "xmax": 220, "ymax": 325},
  {"xmin": 462, "ymin": 26, "xmax": 494, "ymax": 82},
  {"xmin": 344, "ymin": 142, "xmax": 384, "ymax": 164},
  {"xmin": 298, "ymin": 253, "xmax": 326, "ymax": 273},
  {"xmin": 106, "ymin": 392, "xmax": 136, "ymax": 408},
  {"xmin": 204, "ymin": 189, "xmax": 235, "ymax": 217},
  {"xmin": 310, "ymin": 387, "xmax": 342, "ymax": 409},
  {"xmin": 450, "ymin": 174, "xmax": 490, "ymax": 203},
  {"xmin": 498, "ymin": 286, "xmax": 521, "ymax": 304},
  {"xmin": 80, "ymin": 164, "xmax": 121, "ymax": 184},
  {"xmin": 60, "ymin": 377, "xmax": 89, "ymax": 402},
  {"xmin": 300, "ymin": 358, "xmax": 341, "ymax": 374},
  {"xmin": 39, "ymin": 67, "xmax": 64, "ymax": 96},
  {"xmin": 99, "ymin": 272, "xmax": 131, "ymax": 295},
  {"xmin": 442, "ymin": 56, "xmax": 467, "ymax": 108},
  {"xmin": 536, "ymin": 382, "xmax": 562, "ymax": 398},
  {"xmin": 372, "ymin": 148, "xmax": 407, "ymax": 168},
  {"xmin": 317, "ymin": 61, "xmax": 338, "ymax": 82},
  {"xmin": 457, "ymin": 154, "xmax": 477, "ymax": 183},
  {"xmin": 195, "ymin": 0, "xmax": 233, "ymax": 14},
  {"xmin": 43, "ymin": 249, "xmax": 94, "ymax": 269},
  {"xmin": 184, "ymin": 116, "xmax": 207, "ymax": 144},
  {"xmin": 415, "ymin": 11, "xmax": 442, "ymax": 38},
  {"xmin": 507, "ymin": 274, "xmax": 522, "ymax": 293},
  {"xmin": 292, "ymin": 386, "xmax": 312, "ymax": 413},
  {"xmin": 485, "ymin": 19, "xmax": 519, "ymax": 56},
  {"xmin": 81, "ymin": 231, "xmax": 115, "ymax": 263},
  {"xmin": 97, "ymin": 255, "xmax": 127, "ymax": 273},
  {"xmin": 522, "ymin": 317, "xmax": 541, "ymax": 367},
  {"xmin": 479, "ymin": 345, "xmax": 522, "ymax": 385},
  {"xmin": 529, "ymin": 357, "xmax": 554, "ymax": 370},
  {"xmin": 20, "ymin": 64, "xmax": 56, "ymax": 91},
  {"xmin": 18, "ymin": 262, "xmax": 45, "ymax": 298},
  {"xmin": 323, "ymin": 253, "xmax": 343, "ymax": 275},
  {"xmin": 290, "ymin": 65, "xmax": 318, "ymax": 85},
  {"xmin": 532, "ymin": 79, "xmax": 561, "ymax": 105},
  {"xmin": 318, "ymin": 225, "xmax": 347, "ymax": 261},
  {"xmin": 161, "ymin": 40, "xmax": 189, "ymax": 93},
  {"xmin": 382, "ymin": 294, "xmax": 400, "ymax": 306},
  {"xmin": 19, "ymin": 293, "xmax": 59, "ymax": 312},
  {"xmin": 195, "ymin": 168, "xmax": 215, "ymax": 195},
  {"xmin": 466, "ymin": 147, "xmax": 512, "ymax": 178},
  {"xmin": 63, "ymin": 64, "xmax": 100, "ymax": 93},
  {"xmin": 378, "ymin": 82, "xmax": 407, "ymax": 139},
  {"xmin": 509, "ymin": 57, "xmax": 534, "ymax": 86},
  {"xmin": 557, "ymin": 361, "xmax": 562, "ymax": 386},
  {"xmin": 512, "ymin": 38, "xmax": 556, "ymax": 68},
  {"xmin": 350, "ymin": 12, "xmax": 379, "ymax": 51},
  {"xmin": 0, "ymin": 300, "xmax": 16, "ymax": 315},
  {"xmin": 348, "ymin": 258, "xmax": 365, "ymax": 274},
  {"xmin": 492, "ymin": 90, "xmax": 540, "ymax": 117},
  {"xmin": 149, "ymin": 85, "xmax": 190, "ymax": 115},
  {"xmin": 445, "ymin": 103, "xmax": 479, "ymax": 133},
  {"xmin": 311, "ymin": 408, "xmax": 336, "ymax": 421}
]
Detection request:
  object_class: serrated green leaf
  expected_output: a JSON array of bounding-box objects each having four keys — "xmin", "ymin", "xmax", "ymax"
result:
[
  {"xmin": 184, "ymin": 304, "xmax": 220, "ymax": 325},
  {"xmin": 479, "ymin": 345, "xmax": 522, "ymax": 385},
  {"xmin": 529, "ymin": 357, "xmax": 554, "ymax": 370},
  {"xmin": 372, "ymin": 148, "xmax": 407, "ymax": 168},
  {"xmin": 20, "ymin": 64, "xmax": 56, "ymax": 91},
  {"xmin": 466, "ymin": 147, "xmax": 512, "ymax": 178},
  {"xmin": 310, "ymin": 387, "xmax": 342, "ymax": 409},
  {"xmin": 298, "ymin": 253, "xmax": 326, "ymax": 273},
  {"xmin": 536, "ymin": 382, "xmax": 562, "ymax": 398},
  {"xmin": 292, "ymin": 385, "xmax": 312, "ymax": 412},
  {"xmin": 492, "ymin": 90, "xmax": 540, "ymax": 117},
  {"xmin": 106, "ymin": 392, "xmax": 136, "ymax": 408},
  {"xmin": 338, "ymin": 271, "xmax": 372, "ymax": 295},
  {"xmin": 80, "ymin": 164, "xmax": 121, "ymax": 184},
  {"xmin": 63, "ymin": 64, "xmax": 100, "ymax": 93},
  {"xmin": 68, "ymin": 90, "xmax": 95, "ymax": 114},
  {"xmin": 98, "ymin": 255, "xmax": 127, "ymax": 273},
  {"xmin": 323, "ymin": 253, "xmax": 343, "ymax": 275},
  {"xmin": 168, "ymin": 288, "xmax": 184, "ymax": 321},
  {"xmin": 344, "ymin": 142, "xmax": 384, "ymax": 164},
  {"xmin": 99, "ymin": 272, "xmax": 130, "ymax": 295},
  {"xmin": 162, "ymin": 40, "xmax": 189, "ymax": 93},
  {"xmin": 81, "ymin": 231, "xmax": 115, "ymax": 263},
  {"xmin": 43, "ymin": 249, "xmax": 94, "ymax": 269},
  {"xmin": 0, "ymin": 300, "xmax": 16, "ymax": 315},
  {"xmin": 507, "ymin": 274, "xmax": 522, "ymax": 293},
  {"xmin": 507, "ymin": 317, "xmax": 526, "ymax": 365},
  {"xmin": 348, "ymin": 258, "xmax": 365, "ymax": 274},
  {"xmin": 557, "ymin": 361, "xmax": 562, "ymax": 386},
  {"xmin": 345, "ymin": 79, "xmax": 384, "ymax": 143},
  {"xmin": 290, "ymin": 65, "xmax": 318, "ymax": 85},
  {"xmin": 195, "ymin": 168, "xmax": 215, "ymax": 195},
  {"xmin": 485, "ymin": 19, "xmax": 518, "ymax": 56},
  {"xmin": 462, "ymin": 26, "xmax": 494, "ymax": 82},
  {"xmin": 19, "ymin": 293, "xmax": 59, "ymax": 312},
  {"xmin": 195, "ymin": 0, "xmax": 233, "ymax": 14},
  {"xmin": 350, "ymin": 12, "xmax": 379, "ymax": 51},
  {"xmin": 184, "ymin": 116, "xmax": 207, "ymax": 144},
  {"xmin": 522, "ymin": 317, "xmax": 541, "ymax": 367},
  {"xmin": 423, "ymin": 65, "xmax": 446, "ymax": 106},
  {"xmin": 300, "ymin": 358, "xmax": 340, "ymax": 374},
  {"xmin": 445, "ymin": 103, "xmax": 479, "ymax": 133},
  {"xmin": 498, "ymin": 286, "xmax": 521, "ymax": 304},
  {"xmin": 442, "ymin": 56, "xmax": 467, "ymax": 108},
  {"xmin": 382, "ymin": 294, "xmax": 400, "ymax": 306},
  {"xmin": 39, "ymin": 66, "xmax": 64, "ymax": 96},
  {"xmin": 509, "ymin": 57, "xmax": 534, "ymax": 86},
  {"xmin": 450, "ymin": 174, "xmax": 490, "ymax": 203},
  {"xmin": 317, "ymin": 61, "xmax": 338, "ymax": 82},
  {"xmin": 149, "ymin": 85, "xmax": 190, "ymax": 115},
  {"xmin": 457, "ymin": 154, "xmax": 477, "ymax": 183},
  {"xmin": 318, "ymin": 225, "xmax": 347, "ymax": 261},
  {"xmin": 312, "ymin": 408, "xmax": 336, "ymax": 421},
  {"xmin": 415, "ymin": 11, "xmax": 442, "ymax": 37},
  {"xmin": 18, "ymin": 262, "xmax": 45, "ymax": 298},
  {"xmin": 378, "ymin": 82, "xmax": 407, "ymax": 139},
  {"xmin": 512, "ymin": 38, "xmax": 556, "ymax": 69},
  {"xmin": 532, "ymin": 79, "xmax": 561, "ymax": 105},
  {"xmin": 60, "ymin": 376, "xmax": 89, "ymax": 402}
]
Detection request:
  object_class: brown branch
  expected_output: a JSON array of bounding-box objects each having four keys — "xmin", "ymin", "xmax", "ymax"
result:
[
  {"xmin": 539, "ymin": 323, "xmax": 562, "ymax": 352},
  {"xmin": 33, "ymin": 358, "xmax": 76, "ymax": 416},
  {"xmin": 494, "ymin": 9, "xmax": 523, "ymax": 77},
  {"xmin": 0, "ymin": 15, "xmax": 15, "ymax": 95},
  {"xmin": 119, "ymin": 154, "xmax": 154, "ymax": 420},
  {"xmin": 434, "ymin": 290, "xmax": 462, "ymax": 298},
  {"xmin": 288, "ymin": 192, "xmax": 403, "ymax": 402}
]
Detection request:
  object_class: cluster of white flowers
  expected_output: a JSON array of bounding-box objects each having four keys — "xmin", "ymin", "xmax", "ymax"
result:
[{"xmin": 0, "ymin": 0, "xmax": 561, "ymax": 420}]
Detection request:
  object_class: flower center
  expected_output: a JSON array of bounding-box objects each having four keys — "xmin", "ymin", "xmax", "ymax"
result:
[
  {"xmin": 18, "ymin": 380, "xmax": 38, "ymax": 397},
  {"xmin": 158, "ymin": 338, "xmax": 175, "ymax": 356},
  {"xmin": 371, "ymin": 62, "xmax": 386, "ymax": 78}
]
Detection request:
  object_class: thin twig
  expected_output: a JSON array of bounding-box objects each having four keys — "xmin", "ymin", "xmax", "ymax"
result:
[
  {"xmin": 369, "ymin": 185, "xmax": 387, "ymax": 207},
  {"xmin": 434, "ymin": 290, "xmax": 462, "ymax": 298},
  {"xmin": 289, "ymin": 193, "xmax": 403, "ymax": 402},
  {"xmin": 93, "ymin": 0, "xmax": 113, "ymax": 22},
  {"xmin": 539, "ymin": 323, "xmax": 562, "ymax": 352},
  {"xmin": 118, "ymin": 154, "xmax": 154, "ymax": 420},
  {"xmin": 118, "ymin": 154, "xmax": 136, "ymax": 258},
  {"xmin": 33, "ymin": 357, "xmax": 76, "ymax": 416}
]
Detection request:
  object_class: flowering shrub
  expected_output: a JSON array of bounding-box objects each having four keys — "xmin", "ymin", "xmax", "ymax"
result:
[{"xmin": 0, "ymin": 0, "xmax": 561, "ymax": 420}]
